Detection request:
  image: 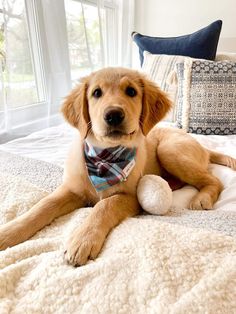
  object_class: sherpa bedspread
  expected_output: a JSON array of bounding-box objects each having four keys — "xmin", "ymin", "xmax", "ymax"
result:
[{"xmin": 0, "ymin": 151, "xmax": 236, "ymax": 314}]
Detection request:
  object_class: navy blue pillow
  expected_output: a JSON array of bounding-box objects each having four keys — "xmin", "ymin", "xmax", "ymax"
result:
[{"xmin": 132, "ymin": 20, "xmax": 222, "ymax": 65}]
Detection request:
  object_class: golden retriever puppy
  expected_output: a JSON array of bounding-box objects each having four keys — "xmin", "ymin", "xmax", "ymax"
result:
[{"xmin": 0, "ymin": 67, "xmax": 235, "ymax": 266}]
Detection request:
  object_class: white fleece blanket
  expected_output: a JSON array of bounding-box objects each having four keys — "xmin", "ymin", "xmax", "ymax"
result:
[
  {"xmin": 0, "ymin": 161, "xmax": 236, "ymax": 313},
  {"xmin": 1, "ymin": 126, "xmax": 236, "ymax": 313}
]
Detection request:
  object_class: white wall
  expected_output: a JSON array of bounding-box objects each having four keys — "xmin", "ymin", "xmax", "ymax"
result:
[{"xmin": 134, "ymin": 0, "xmax": 236, "ymax": 54}]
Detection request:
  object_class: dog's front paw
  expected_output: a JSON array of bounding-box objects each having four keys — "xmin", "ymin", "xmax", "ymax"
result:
[
  {"xmin": 64, "ymin": 226, "xmax": 106, "ymax": 266},
  {"xmin": 0, "ymin": 224, "xmax": 19, "ymax": 250}
]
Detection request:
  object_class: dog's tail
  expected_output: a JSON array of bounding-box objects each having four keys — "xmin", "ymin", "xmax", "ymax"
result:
[{"xmin": 208, "ymin": 149, "xmax": 236, "ymax": 170}]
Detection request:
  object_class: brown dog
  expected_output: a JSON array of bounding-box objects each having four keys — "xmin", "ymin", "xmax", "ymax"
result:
[{"xmin": 0, "ymin": 67, "xmax": 235, "ymax": 266}]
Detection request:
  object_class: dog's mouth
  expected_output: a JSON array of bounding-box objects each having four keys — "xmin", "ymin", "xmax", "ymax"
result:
[
  {"xmin": 90, "ymin": 125, "xmax": 137, "ymax": 143},
  {"xmin": 105, "ymin": 129, "xmax": 136, "ymax": 139}
]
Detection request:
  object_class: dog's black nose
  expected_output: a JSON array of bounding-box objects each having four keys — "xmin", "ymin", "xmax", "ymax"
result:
[{"xmin": 104, "ymin": 108, "xmax": 125, "ymax": 126}]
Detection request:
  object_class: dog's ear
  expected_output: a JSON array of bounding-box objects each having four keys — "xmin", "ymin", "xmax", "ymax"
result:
[
  {"xmin": 61, "ymin": 77, "xmax": 90, "ymax": 138},
  {"xmin": 140, "ymin": 77, "xmax": 172, "ymax": 135}
]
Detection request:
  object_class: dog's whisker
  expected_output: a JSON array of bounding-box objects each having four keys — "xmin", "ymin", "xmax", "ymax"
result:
[
  {"xmin": 139, "ymin": 120, "xmax": 144, "ymax": 128},
  {"xmin": 86, "ymin": 122, "xmax": 93, "ymax": 137},
  {"xmin": 87, "ymin": 126, "xmax": 93, "ymax": 136}
]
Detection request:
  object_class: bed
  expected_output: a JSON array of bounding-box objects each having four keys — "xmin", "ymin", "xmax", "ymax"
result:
[{"xmin": 0, "ymin": 122, "xmax": 236, "ymax": 313}]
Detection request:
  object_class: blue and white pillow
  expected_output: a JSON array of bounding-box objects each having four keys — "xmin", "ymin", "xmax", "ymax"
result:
[{"xmin": 176, "ymin": 59, "xmax": 236, "ymax": 135}]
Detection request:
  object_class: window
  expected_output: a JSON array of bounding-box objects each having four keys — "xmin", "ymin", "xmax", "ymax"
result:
[
  {"xmin": 0, "ymin": 0, "xmax": 46, "ymax": 137},
  {"xmin": 0, "ymin": 0, "xmax": 134, "ymax": 142},
  {"xmin": 65, "ymin": 0, "xmax": 117, "ymax": 82},
  {"xmin": 65, "ymin": 0, "xmax": 103, "ymax": 80}
]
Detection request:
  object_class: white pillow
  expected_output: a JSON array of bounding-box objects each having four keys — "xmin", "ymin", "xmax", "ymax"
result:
[
  {"xmin": 141, "ymin": 52, "xmax": 186, "ymax": 121},
  {"xmin": 215, "ymin": 52, "xmax": 236, "ymax": 62}
]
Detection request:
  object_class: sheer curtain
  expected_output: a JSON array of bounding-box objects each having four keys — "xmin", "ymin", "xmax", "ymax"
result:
[
  {"xmin": 116, "ymin": 0, "xmax": 135, "ymax": 67},
  {"xmin": 0, "ymin": 0, "xmax": 135, "ymax": 142},
  {"xmin": 63, "ymin": 0, "xmax": 135, "ymax": 78},
  {"xmin": 98, "ymin": 0, "xmax": 135, "ymax": 68},
  {"xmin": 40, "ymin": 0, "xmax": 72, "ymax": 113}
]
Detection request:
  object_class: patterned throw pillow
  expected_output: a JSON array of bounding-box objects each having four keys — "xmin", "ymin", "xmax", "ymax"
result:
[
  {"xmin": 142, "ymin": 52, "xmax": 185, "ymax": 121},
  {"xmin": 176, "ymin": 59, "xmax": 236, "ymax": 135}
]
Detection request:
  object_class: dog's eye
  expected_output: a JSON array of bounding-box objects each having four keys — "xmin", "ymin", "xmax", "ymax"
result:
[
  {"xmin": 126, "ymin": 86, "xmax": 137, "ymax": 97},
  {"xmin": 93, "ymin": 88, "xmax": 102, "ymax": 98}
]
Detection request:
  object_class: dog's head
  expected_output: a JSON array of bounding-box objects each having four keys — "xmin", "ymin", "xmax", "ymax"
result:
[{"xmin": 62, "ymin": 67, "xmax": 171, "ymax": 143}]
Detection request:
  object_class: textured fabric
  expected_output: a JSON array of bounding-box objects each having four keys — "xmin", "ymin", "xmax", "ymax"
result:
[
  {"xmin": 1, "ymin": 142, "xmax": 236, "ymax": 312},
  {"xmin": 132, "ymin": 20, "xmax": 222, "ymax": 65},
  {"xmin": 142, "ymin": 52, "xmax": 186, "ymax": 121},
  {"xmin": 176, "ymin": 59, "xmax": 236, "ymax": 135},
  {"xmin": 141, "ymin": 51, "xmax": 236, "ymax": 122},
  {"xmin": 84, "ymin": 141, "xmax": 136, "ymax": 191},
  {"xmin": 0, "ymin": 176, "xmax": 236, "ymax": 313},
  {"xmin": 0, "ymin": 151, "xmax": 63, "ymax": 192}
]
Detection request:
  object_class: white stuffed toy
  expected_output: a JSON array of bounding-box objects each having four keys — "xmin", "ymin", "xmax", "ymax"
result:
[{"xmin": 137, "ymin": 175, "xmax": 172, "ymax": 215}]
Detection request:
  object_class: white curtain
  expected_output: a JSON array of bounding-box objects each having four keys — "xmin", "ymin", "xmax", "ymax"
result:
[
  {"xmin": 0, "ymin": 1, "xmax": 10, "ymax": 135},
  {"xmin": 100, "ymin": 0, "xmax": 135, "ymax": 68},
  {"xmin": 40, "ymin": 0, "xmax": 72, "ymax": 112},
  {"xmin": 116, "ymin": 0, "xmax": 135, "ymax": 67},
  {"xmin": 40, "ymin": 0, "xmax": 135, "ymax": 91},
  {"xmin": 0, "ymin": 60, "xmax": 6, "ymax": 133}
]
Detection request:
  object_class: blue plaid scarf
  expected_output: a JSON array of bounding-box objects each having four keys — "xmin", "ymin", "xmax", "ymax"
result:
[{"xmin": 84, "ymin": 141, "xmax": 137, "ymax": 192}]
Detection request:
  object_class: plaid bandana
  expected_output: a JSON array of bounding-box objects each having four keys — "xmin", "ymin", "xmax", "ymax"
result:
[{"xmin": 84, "ymin": 140, "xmax": 137, "ymax": 192}]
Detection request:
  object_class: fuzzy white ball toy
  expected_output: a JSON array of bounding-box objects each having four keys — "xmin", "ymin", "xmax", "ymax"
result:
[{"xmin": 137, "ymin": 175, "xmax": 172, "ymax": 215}]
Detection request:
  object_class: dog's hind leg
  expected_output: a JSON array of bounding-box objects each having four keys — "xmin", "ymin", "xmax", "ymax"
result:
[
  {"xmin": 185, "ymin": 170, "xmax": 223, "ymax": 210},
  {"xmin": 157, "ymin": 139, "xmax": 223, "ymax": 210}
]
